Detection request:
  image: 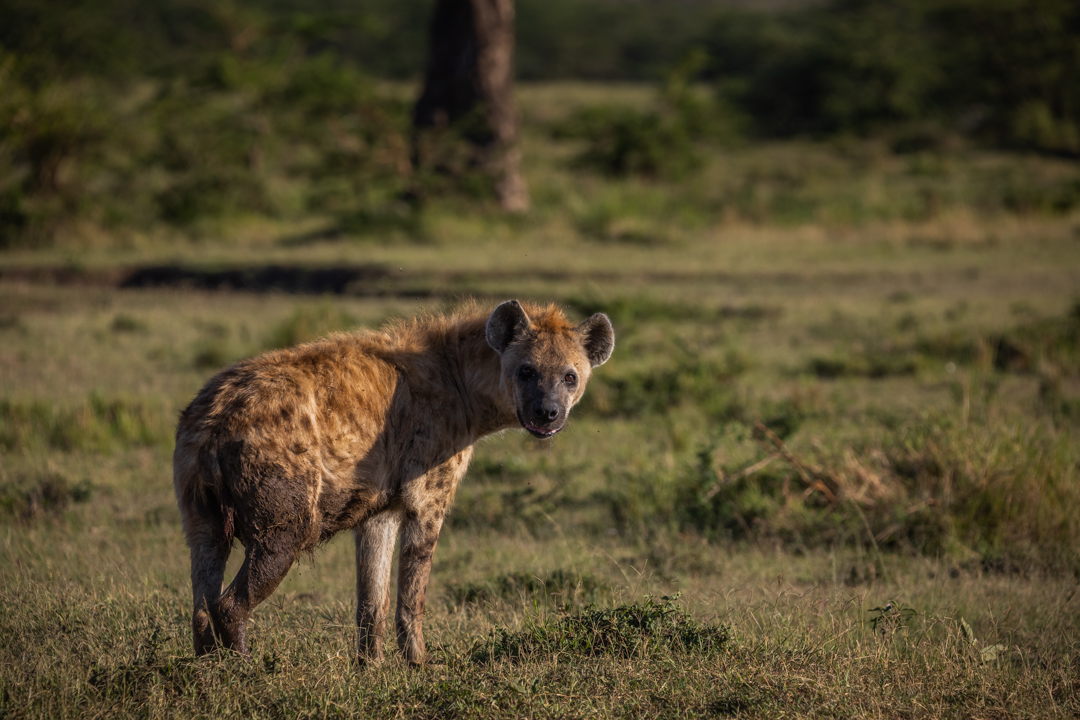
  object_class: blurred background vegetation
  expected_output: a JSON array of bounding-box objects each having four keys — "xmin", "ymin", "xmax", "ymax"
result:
[
  {"xmin": 2, "ymin": 5, "xmax": 1080, "ymax": 714},
  {"xmin": 1, "ymin": 0, "xmax": 1079, "ymax": 247}
]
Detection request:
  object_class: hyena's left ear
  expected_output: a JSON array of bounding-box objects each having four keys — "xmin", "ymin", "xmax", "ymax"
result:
[
  {"xmin": 486, "ymin": 300, "xmax": 531, "ymax": 354},
  {"xmin": 576, "ymin": 313, "xmax": 615, "ymax": 367}
]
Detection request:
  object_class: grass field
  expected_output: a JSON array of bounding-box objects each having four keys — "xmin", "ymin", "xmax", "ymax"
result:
[{"xmin": 2, "ymin": 83, "xmax": 1080, "ymax": 718}]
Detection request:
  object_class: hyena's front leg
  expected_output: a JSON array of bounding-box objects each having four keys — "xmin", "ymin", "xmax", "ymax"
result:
[
  {"xmin": 395, "ymin": 506, "xmax": 444, "ymax": 666},
  {"xmin": 394, "ymin": 450, "xmax": 471, "ymax": 665},
  {"xmin": 354, "ymin": 510, "xmax": 403, "ymax": 665}
]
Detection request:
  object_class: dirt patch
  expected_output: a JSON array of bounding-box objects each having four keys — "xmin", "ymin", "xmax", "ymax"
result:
[
  {"xmin": 119, "ymin": 264, "xmax": 396, "ymax": 295},
  {"xmin": 0, "ymin": 263, "xmax": 427, "ymax": 297},
  {"xmin": 0, "ymin": 262, "xmax": 939, "ymax": 298}
]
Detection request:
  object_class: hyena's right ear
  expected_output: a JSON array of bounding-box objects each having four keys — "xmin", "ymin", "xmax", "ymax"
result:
[{"xmin": 486, "ymin": 300, "xmax": 531, "ymax": 354}]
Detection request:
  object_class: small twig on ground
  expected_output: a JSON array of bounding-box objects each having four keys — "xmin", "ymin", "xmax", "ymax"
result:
[
  {"xmin": 752, "ymin": 422, "xmax": 836, "ymax": 503},
  {"xmin": 703, "ymin": 454, "xmax": 778, "ymax": 501}
]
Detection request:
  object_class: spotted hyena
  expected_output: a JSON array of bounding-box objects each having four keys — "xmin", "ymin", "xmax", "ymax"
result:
[{"xmin": 173, "ymin": 300, "xmax": 614, "ymax": 664}]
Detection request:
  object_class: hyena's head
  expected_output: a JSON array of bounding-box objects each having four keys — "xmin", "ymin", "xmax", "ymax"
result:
[{"xmin": 486, "ymin": 300, "xmax": 614, "ymax": 438}]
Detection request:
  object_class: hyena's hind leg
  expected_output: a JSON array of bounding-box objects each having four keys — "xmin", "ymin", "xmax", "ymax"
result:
[
  {"xmin": 183, "ymin": 509, "xmax": 232, "ymax": 656},
  {"xmin": 211, "ymin": 534, "xmax": 302, "ymax": 657}
]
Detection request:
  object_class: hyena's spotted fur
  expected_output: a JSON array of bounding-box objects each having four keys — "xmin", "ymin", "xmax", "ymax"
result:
[{"xmin": 173, "ymin": 300, "xmax": 614, "ymax": 664}]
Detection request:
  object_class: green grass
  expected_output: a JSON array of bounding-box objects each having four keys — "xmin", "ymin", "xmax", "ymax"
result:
[
  {"xmin": 2, "ymin": 84, "xmax": 1080, "ymax": 718},
  {"xmin": 2, "ymin": 528, "xmax": 1078, "ymax": 718}
]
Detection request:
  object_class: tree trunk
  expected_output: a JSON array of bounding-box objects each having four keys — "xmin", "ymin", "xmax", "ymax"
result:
[{"xmin": 413, "ymin": 0, "xmax": 529, "ymax": 212}]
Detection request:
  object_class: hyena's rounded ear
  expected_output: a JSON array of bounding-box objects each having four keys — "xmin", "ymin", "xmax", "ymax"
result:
[
  {"xmin": 577, "ymin": 313, "xmax": 615, "ymax": 367},
  {"xmin": 486, "ymin": 300, "xmax": 531, "ymax": 354}
]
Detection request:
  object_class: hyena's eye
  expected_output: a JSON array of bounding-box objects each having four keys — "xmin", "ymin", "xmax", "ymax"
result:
[
  {"xmin": 518, "ymin": 366, "xmax": 536, "ymax": 381},
  {"xmin": 564, "ymin": 372, "xmax": 577, "ymax": 386}
]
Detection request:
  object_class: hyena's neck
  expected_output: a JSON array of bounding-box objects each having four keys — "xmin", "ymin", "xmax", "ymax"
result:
[{"xmin": 441, "ymin": 319, "xmax": 517, "ymax": 440}]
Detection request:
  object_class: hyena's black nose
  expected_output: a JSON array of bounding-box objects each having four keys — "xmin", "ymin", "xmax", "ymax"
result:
[{"xmin": 533, "ymin": 401, "xmax": 559, "ymax": 423}]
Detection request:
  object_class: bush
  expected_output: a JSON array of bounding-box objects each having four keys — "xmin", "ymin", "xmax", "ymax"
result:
[
  {"xmin": 579, "ymin": 346, "xmax": 747, "ymax": 420},
  {"xmin": 445, "ymin": 570, "xmax": 608, "ymax": 609},
  {"xmin": 0, "ymin": 471, "xmax": 92, "ymax": 521},
  {"xmin": 930, "ymin": 0, "xmax": 1080, "ymax": 153},
  {"xmin": 473, "ymin": 595, "xmax": 730, "ymax": 663},
  {"xmin": 0, "ymin": 395, "xmax": 170, "ymax": 454},
  {"xmin": 553, "ymin": 50, "xmax": 740, "ymax": 179},
  {"xmin": 702, "ymin": 0, "xmax": 1080, "ymax": 152},
  {"xmin": 621, "ymin": 413, "xmax": 1080, "ymax": 570},
  {"xmin": 0, "ymin": 36, "xmax": 413, "ymax": 245},
  {"xmin": 744, "ymin": 0, "xmax": 936, "ymax": 136},
  {"xmin": 0, "ymin": 54, "xmax": 108, "ymax": 247},
  {"xmin": 264, "ymin": 301, "xmax": 358, "ymax": 349}
]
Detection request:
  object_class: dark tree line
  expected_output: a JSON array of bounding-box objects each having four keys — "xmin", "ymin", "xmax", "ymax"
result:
[{"xmin": 2, "ymin": 0, "xmax": 1077, "ymax": 152}]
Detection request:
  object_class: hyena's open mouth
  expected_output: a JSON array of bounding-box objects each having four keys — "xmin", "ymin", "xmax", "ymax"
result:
[{"xmin": 519, "ymin": 415, "xmax": 565, "ymax": 439}]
